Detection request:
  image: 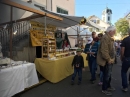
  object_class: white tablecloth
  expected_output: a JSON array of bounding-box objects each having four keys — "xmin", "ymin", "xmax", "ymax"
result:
[{"xmin": 0, "ymin": 63, "xmax": 39, "ymax": 97}]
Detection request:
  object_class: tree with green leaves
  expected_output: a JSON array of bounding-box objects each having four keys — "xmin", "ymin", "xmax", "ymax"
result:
[{"xmin": 115, "ymin": 18, "xmax": 129, "ymax": 36}]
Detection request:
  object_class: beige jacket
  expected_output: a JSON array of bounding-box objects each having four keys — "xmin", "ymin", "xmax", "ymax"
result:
[{"xmin": 97, "ymin": 33, "xmax": 115, "ymax": 66}]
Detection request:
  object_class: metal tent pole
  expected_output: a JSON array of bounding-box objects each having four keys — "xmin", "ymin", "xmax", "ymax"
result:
[
  {"xmin": 45, "ymin": 15, "xmax": 47, "ymax": 36},
  {"xmin": 9, "ymin": 6, "xmax": 13, "ymax": 59},
  {"xmin": 77, "ymin": 27, "xmax": 79, "ymax": 47}
]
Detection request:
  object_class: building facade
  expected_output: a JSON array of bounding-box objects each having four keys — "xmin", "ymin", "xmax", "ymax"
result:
[
  {"xmin": 88, "ymin": 15, "xmax": 110, "ymax": 31},
  {"xmin": 22, "ymin": 0, "xmax": 75, "ymax": 15},
  {"xmin": 48, "ymin": 0, "xmax": 75, "ymax": 15}
]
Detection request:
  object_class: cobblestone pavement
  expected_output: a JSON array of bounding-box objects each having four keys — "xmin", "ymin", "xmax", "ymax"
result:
[{"xmin": 14, "ymin": 58, "xmax": 130, "ymax": 97}]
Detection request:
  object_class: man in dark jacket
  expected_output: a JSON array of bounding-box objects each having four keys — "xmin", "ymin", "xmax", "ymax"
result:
[
  {"xmin": 71, "ymin": 49, "xmax": 85, "ymax": 85},
  {"xmin": 121, "ymin": 28, "xmax": 130, "ymax": 92}
]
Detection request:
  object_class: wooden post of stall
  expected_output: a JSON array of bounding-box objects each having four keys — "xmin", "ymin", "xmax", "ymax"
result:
[
  {"xmin": 45, "ymin": 15, "xmax": 47, "ymax": 36},
  {"xmin": 9, "ymin": 6, "xmax": 13, "ymax": 59},
  {"xmin": 77, "ymin": 27, "xmax": 79, "ymax": 47}
]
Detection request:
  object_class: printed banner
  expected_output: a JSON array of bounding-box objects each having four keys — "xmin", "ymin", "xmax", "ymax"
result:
[{"xmin": 30, "ymin": 21, "xmax": 56, "ymax": 46}]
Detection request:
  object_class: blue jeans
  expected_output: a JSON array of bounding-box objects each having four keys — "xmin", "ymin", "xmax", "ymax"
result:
[
  {"xmin": 100, "ymin": 66, "xmax": 103, "ymax": 82},
  {"xmin": 72, "ymin": 68, "xmax": 82, "ymax": 82},
  {"xmin": 88, "ymin": 58, "xmax": 97, "ymax": 80},
  {"xmin": 117, "ymin": 48, "xmax": 120, "ymax": 56},
  {"xmin": 121, "ymin": 57, "xmax": 130, "ymax": 88},
  {"xmin": 102, "ymin": 64, "xmax": 113, "ymax": 91},
  {"xmin": 100, "ymin": 71, "xmax": 103, "ymax": 82}
]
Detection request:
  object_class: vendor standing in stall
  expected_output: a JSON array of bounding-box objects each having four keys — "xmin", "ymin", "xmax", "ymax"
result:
[
  {"xmin": 62, "ymin": 40, "xmax": 70, "ymax": 49},
  {"xmin": 84, "ymin": 37, "xmax": 99, "ymax": 84}
]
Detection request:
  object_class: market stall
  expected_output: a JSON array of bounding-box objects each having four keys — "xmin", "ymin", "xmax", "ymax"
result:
[
  {"xmin": 0, "ymin": 0, "xmax": 64, "ymax": 96},
  {"xmin": 30, "ymin": 15, "xmax": 89, "ymax": 83},
  {"xmin": 0, "ymin": 0, "xmax": 89, "ymax": 88}
]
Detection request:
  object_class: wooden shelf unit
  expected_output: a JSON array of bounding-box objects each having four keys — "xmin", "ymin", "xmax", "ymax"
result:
[{"xmin": 42, "ymin": 38, "xmax": 56, "ymax": 58}]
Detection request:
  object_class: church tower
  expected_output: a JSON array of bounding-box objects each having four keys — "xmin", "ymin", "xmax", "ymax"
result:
[{"xmin": 102, "ymin": 7, "xmax": 112, "ymax": 24}]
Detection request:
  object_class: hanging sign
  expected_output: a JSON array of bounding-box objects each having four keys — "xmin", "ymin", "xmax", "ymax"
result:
[
  {"xmin": 30, "ymin": 21, "xmax": 56, "ymax": 46},
  {"xmin": 79, "ymin": 18, "xmax": 87, "ymax": 25}
]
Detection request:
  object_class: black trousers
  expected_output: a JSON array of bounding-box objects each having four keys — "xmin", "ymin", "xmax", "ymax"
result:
[{"xmin": 102, "ymin": 64, "xmax": 113, "ymax": 90}]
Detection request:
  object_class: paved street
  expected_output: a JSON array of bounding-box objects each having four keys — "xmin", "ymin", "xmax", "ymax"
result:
[{"xmin": 14, "ymin": 58, "xmax": 130, "ymax": 97}]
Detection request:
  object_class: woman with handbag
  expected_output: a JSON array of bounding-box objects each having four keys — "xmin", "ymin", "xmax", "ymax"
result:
[{"xmin": 84, "ymin": 37, "xmax": 99, "ymax": 84}]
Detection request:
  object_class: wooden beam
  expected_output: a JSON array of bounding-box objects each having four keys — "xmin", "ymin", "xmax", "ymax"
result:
[
  {"xmin": 0, "ymin": 14, "xmax": 43, "ymax": 26},
  {"xmin": 0, "ymin": 0, "xmax": 63, "ymax": 21},
  {"xmin": 46, "ymin": 13, "xmax": 62, "ymax": 21}
]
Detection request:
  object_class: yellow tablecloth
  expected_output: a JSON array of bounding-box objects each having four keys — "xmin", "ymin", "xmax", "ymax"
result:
[{"xmin": 35, "ymin": 53, "xmax": 88, "ymax": 83}]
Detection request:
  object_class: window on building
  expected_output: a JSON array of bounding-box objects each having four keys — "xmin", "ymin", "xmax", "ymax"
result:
[
  {"xmin": 89, "ymin": 28, "xmax": 93, "ymax": 32},
  {"xmin": 91, "ymin": 20, "xmax": 96, "ymax": 23},
  {"xmin": 108, "ymin": 16, "xmax": 110, "ymax": 21},
  {"xmin": 57, "ymin": 7, "xmax": 68, "ymax": 15},
  {"xmin": 97, "ymin": 20, "xmax": 100, "ymax": 24},
  {"xmin": 96, "ymin": 28, "xmax": 99, "ymax": 32}
]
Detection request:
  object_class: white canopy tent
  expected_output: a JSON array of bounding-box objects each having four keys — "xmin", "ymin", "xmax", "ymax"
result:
[
  {"xmin": 66, "ymin": 25, "xmax": 91, "ymax": 47},
  {"xmin": 66, "ymin": 25, "xmax": 91, "ymax": 38}
]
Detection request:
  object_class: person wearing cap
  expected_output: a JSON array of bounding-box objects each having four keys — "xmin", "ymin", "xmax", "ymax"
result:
[
  {"xmin": 97, "ymin": 26, "xmax": 116, "ymax": 96},
  {"xmin": 84, "ymin": 37, "xmax": 99, "ymax": 84},
  {"xmin": 120, "ymin": 28, "xmax": 130, "ymax": 92},
  {"xmin": 71, "ymin": 48, "xmax": 85, "ymax": 85}
]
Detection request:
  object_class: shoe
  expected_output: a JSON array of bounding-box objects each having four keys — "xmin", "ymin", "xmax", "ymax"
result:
[
  {"xmin": 78, "ymin": 81, "xmax": 81, "ymax": 85},
  {"xmin": 98, "ymin": 82, "xmax": 103, "ymax": 85},
  {"xmin": 71, "ymin": 81, "xmax": 74, "ymax": 85},
  {"xmin": 102, "ymin": 90, "xmax": 112, "ymax": 96},
  {"xmin": 108, "ymin": 87, "xmax": 116, "ymax": 91},
  {"xmin": 122, "ymin": 88, "xmax": 128, "ymax": 92}
]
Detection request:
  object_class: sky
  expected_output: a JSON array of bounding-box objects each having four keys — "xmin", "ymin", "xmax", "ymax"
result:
[{"xmin": 75, "ymin": 0, "xmax": 130, "ymax": 24}]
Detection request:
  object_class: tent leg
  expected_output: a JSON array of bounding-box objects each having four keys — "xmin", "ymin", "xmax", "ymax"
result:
[
  {"xmin": 10, "ymin": 6, "xmax": 13, "ymax": 59},
  {"xmin": 44, "ymin": 16, "xmax": 46, "ymax": 36},
  {"xmin": 77, "ymin": 27, "xmax": 79, "ymax": 47}
]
